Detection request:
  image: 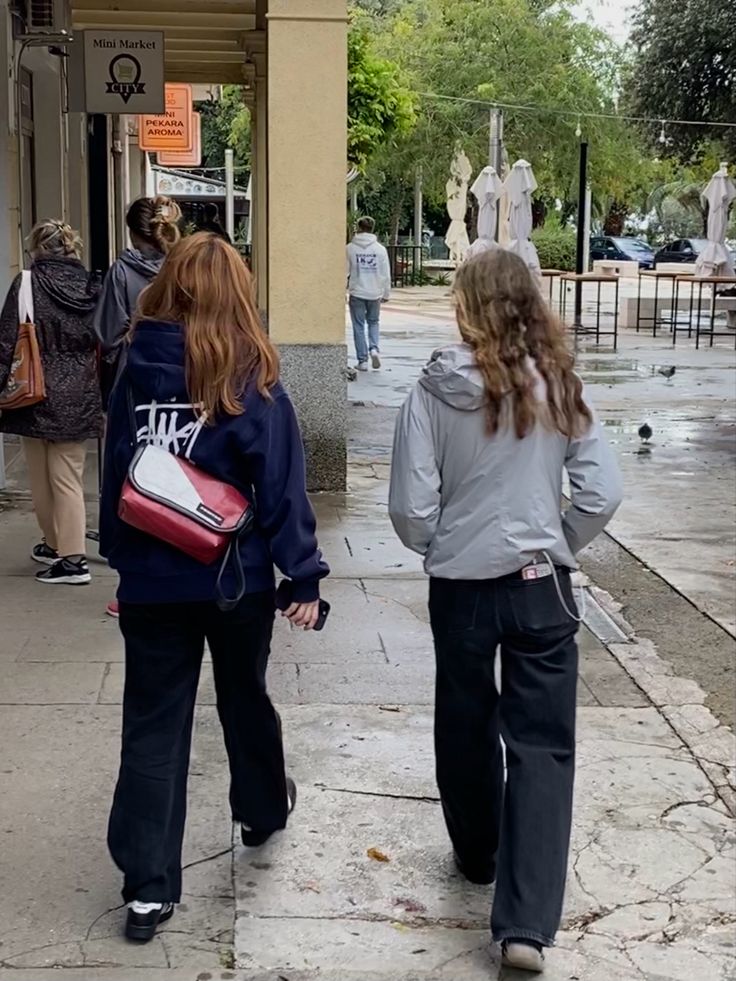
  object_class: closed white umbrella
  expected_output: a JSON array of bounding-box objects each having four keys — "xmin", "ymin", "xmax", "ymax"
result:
[
  {"xmin": 445, "ymin": 149, "xmax": 472, "ymax": 262},
  {"xmin": 470, "ymin": 165, "xmax": 503, "ymax": 244},
  {"xmin": 503, "ymin": 159, "xmax": 541, "ymax": 276},
  {"xmin": 695, "ymin": 164, "xmax": 736, "ymax": 277}
]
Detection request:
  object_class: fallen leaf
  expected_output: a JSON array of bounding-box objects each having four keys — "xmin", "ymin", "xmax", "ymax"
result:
[
  {"xmin": 367, "ymin": 847, "xmax": 391, "ymax": 863},
  {"xmin": 378, "ymin": 705, "xmax": 401, "ymax": 713},
  {"xmin": 299, "ymin": 880, "xmax": 321, "ymax": 894},
  {"xmin": 412, "ymin": 949, "xmax": 428, "ymax": 955}
]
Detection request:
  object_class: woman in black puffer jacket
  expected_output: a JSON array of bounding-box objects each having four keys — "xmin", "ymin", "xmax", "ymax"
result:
[{"xmin": 0, "ymin": 220, "xmax": 102, "ymax": 585}]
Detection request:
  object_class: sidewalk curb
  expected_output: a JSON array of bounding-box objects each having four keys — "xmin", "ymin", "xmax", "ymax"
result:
[{"xmin": 582, "ymin": 583, "xmax": 736, "ymax": 816}]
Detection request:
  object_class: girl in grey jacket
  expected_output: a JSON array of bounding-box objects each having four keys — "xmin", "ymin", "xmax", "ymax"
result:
[{"xmin": 389, "ymin": 249, "xmax": 622, "ymax": 973}]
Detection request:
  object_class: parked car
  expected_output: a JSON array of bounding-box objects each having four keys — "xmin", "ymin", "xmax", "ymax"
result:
[
  {"xmin": 590, "ymin": 236, "xmax": 655, "ymax": 269},
  {"xmin": 653, "ymin": 238, "xmax": 710, "ymax": 267}
]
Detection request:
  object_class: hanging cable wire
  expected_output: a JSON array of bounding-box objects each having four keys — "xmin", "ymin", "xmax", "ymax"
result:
[{"xmin": 416, "ymin": 91, "xmax": 736, "ymax": 130}]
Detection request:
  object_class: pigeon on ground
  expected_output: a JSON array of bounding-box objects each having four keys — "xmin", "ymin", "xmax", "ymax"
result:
[
  {"xmin": 658, "ymin": 365, "xmax": 676, "ymax": 381},
  {"xmin": 638, "ymin": 423, "xmax": 653, "ymax": 443}
]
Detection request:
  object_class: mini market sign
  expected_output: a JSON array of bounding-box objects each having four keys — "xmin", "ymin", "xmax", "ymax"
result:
[{"xmin": 139, "ymin": 84, "xmax": 194, "ymax": 153}]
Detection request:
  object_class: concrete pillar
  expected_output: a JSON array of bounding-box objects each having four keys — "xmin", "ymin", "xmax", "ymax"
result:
[
  {"xmin": 251, "ymin": 52, "xmax": 268, "ymax": 313},
  {"xmin": 0, "ymin": 1, "xmax": 18, "ymax": 297},
  {"xmin": 266, "ymin": 0, "xmax": 348, "ymax": 490}
]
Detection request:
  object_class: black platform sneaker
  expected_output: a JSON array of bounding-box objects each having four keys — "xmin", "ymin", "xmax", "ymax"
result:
[{"xmin": 125, "ymin": 901, "xmax": 175, "ymax": 942}]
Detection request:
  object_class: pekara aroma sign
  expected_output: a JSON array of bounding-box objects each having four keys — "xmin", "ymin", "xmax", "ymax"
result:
[{"xmin": 82, "ymin": 31, "xmax": 165, "ymax": 114}]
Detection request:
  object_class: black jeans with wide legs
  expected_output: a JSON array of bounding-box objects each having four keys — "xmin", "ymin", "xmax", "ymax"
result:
[
  {"xmin": 108, "ymin": 590, "xmax": 286, "ymax": 903},
  {"xmin": 429, "ymin": 572, "xmax": 579, "ymax": 948}
]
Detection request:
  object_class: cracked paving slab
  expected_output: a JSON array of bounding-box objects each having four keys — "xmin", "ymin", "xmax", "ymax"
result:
[{"xmin": 231, "ymin": 705, "xmax": 736, "ymax": 980}]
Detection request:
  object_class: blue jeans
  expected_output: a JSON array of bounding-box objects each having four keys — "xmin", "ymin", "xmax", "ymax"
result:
[
  {"xmin": 349, "ymin": 296, "xmax": 381, "ymax": 363},
  {"xmin": 429, "ymin": 573, "xmax": 579, "ymax": 948}
]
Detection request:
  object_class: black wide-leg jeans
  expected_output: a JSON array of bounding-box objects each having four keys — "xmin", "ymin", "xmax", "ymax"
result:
[
  {"xmin": 429, "ymin": 572, "xmax": 579, "ymax": 948},
  {"xmin": 108, "ymin": 590, "xmax": 287, "ymax": 903}
]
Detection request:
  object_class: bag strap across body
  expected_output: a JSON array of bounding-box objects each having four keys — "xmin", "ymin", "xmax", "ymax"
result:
[
  {"xmin": 18, "ymin": 270, "xmax": 34, "ymax": 324},
  {"xmin": 126, "ymin": 383, "xmax": 250, "ymax": 612}
]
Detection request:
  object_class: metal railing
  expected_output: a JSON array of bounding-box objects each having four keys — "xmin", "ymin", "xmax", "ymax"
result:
[{"xmin": 386, "ymin": 245, "xmax": 424, "ymax": 288}]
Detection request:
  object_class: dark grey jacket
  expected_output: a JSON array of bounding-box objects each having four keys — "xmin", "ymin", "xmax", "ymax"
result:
[
  {"xmin": 93, "ymin": 248, "xmax": 164, "ymax": 354},
  {"xmin": 0, "ymin": 257, "xmax": 102, "ymax": 442},
  {"xmin": 93, "ymin": 248, "xmax": 164, "ymax": 406},
  {"xmin": 389, "ymin": 344, "xmax": 623, "ymax": 578}
]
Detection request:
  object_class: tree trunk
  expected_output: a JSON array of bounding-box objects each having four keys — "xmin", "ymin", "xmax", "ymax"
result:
[
  {"xmin": 603, "ymin": 200, "xmax": 628, "ymax": 236},
  {"xmin": 531, "ymin": 198, "xmax": 547, "ymax": 228}
]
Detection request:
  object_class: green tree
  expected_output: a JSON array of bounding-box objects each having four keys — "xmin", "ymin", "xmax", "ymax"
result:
[
  {"xmin": 347, "ymin": 18, "xmax": 416, "ymax": 170},
  {"xmin": 365, "ymin": 0, "xmax": 648, "ymax": 233},
  {"xmin": 198, "ymin": 86, "xmax": 251, "ymax": 170},
  {"xmin": 623, "ymin": 0, "xmax": 736, "ymax": 161}
]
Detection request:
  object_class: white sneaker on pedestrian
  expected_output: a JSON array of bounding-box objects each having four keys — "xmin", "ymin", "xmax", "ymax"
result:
[
  {"xmin": 356, "ymin": 361, "xmax": 369, "ymax": 372},
  {"xmin": 370, "ymin": 349, "xmax": 381, "ymax": 369},
  {"xmin": 502, "ymin": 941, "xmax": 545, "ymax": 972}
]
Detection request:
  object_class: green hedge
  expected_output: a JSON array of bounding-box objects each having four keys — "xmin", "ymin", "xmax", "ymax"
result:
[{"xmin": 531, "ymin": 224, "xmax": 577, "ymax": 271}]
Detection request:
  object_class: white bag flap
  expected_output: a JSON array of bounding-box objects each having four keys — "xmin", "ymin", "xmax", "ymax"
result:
[{"xmin": 18, "ymin": 270, "xmax": 34, "ymax": 324}]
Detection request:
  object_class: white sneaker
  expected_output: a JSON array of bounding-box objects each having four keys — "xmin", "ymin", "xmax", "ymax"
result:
[
  {"xmin": 370, "ymin": 349, "xmax": 381, "ymax": 369},
  {"xmin": 356, "ymin": 361, "xmax": 369, "ymax": 372},
  {"xmin": 502, "ymin": 941, "xmax": 545, "ymax": 972}
]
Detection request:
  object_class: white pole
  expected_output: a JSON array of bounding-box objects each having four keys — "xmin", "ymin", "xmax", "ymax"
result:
[
  {"xmin": 413, "ymin": 167, "xmax": 423, "ymax": 246},
  {"xmin": 225, "ymin": 148, "xmax": 235, "ymax": 241}
]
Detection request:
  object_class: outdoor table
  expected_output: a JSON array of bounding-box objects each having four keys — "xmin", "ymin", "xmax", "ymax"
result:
[
  {"xmin": 672, "ymin": 276, "xmax": 736, "ymax": 349},
  {"xmin": 540, "ymin": 269, "xmax": 563, "ymax": 305},
  {"xmin": 636, "ymin": 269, "xmax": 693, "ymax": 336},
  {"xmin": 558, "ymin": 273, "xmax": 620, "ymax": 349}
]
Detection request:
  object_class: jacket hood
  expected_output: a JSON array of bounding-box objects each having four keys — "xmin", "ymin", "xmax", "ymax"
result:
[
  {"xmin": 127, "ymin": 319, "xmax": 187, "ymax": 402},
  {"xmin": 351, "ymin": 232, "xmax": 378, "ymax": 249},
  {"xmin": 118, "ymin": 248, "xmax": 165, "ymax": 280},
  {"xmin": 31, "ymin": 256, "xmax": 98, "ymax": 315},
  {"xmin": 419, "ymin": 343, "xmax": 487, "ymax": 411}
]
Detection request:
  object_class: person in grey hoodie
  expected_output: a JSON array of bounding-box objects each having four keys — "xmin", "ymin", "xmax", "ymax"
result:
[
  {"xmin": 94, "ymin": 195, "xmax": 181, "ymax": 400},
  {"xmin": 346, "ymin": 216, "xmax": 391, "ymax": 371},
  {"xmin": 94, "ymin": 194, "xmax": 181, "ymax": 617},
  {"xmin": 389, "ymin": 249, "xmax": 622, "ymax": 974}
]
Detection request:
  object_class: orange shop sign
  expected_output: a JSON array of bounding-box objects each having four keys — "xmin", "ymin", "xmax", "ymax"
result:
[
  {"xmin": 157, "ymin": 112, "xmax": 202, "ymax": 168},
  {"xmin": 139, "ymin": 84, "xmax": 193, "ymax": 152}
]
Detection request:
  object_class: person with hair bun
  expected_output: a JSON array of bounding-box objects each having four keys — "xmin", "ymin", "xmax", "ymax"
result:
[
  {"xmin": 0, "ymin": 219, "xmax": 102, "ymax": 584},
  {"xmin": 94, "ymin": 195, "xmax": 181, "ymax": 367},
  {"xmin": 94, "ymin": 195, "xmax": 181, "ymax": 617}
]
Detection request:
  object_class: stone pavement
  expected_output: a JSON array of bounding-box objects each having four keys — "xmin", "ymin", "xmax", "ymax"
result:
[{"xmin": 0, "ymin": 299, "xmax": 735, "ymax": 981}]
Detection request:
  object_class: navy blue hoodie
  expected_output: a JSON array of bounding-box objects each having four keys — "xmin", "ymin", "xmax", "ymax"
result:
[{"xmin": 99, "ymin": 319, "xmax": 329, "ymax": 604}]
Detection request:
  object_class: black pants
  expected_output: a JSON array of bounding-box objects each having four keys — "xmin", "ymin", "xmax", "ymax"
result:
[
  {"xmin": 108, "ymin": 591, "xmax": 286, "ymax": 903},
  {"xmin": 429, "ymin": 573, "xmax": 579, "ymax": 948}
]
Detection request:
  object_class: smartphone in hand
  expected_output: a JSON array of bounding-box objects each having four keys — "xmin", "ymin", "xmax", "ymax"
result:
[{"xmin": 275, "ymin": 581, "xmax": 331, "ymax": 632}]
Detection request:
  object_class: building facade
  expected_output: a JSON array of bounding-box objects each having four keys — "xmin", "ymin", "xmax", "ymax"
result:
[{"xmin": 0, "ymin": 0, "xmax": 348, "ymax": 489}]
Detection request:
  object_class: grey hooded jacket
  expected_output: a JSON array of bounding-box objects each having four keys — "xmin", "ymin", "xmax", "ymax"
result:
[
  {"xmin": 389, "ymin": 344, "xmax": 623, "ymax": 579},
  {"xmin": 93, "ymin": 248, "xmax": 165, "ymax": 354}
]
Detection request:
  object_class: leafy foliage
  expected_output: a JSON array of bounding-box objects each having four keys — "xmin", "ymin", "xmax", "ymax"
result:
[
  {"xmin": 361, "ymin": 0, "xmax": 649, "ymax": 233},
  {"xmin": 623, "ymin": 0, "xmax": 736, "ymax": 161},
  {"xmin": 347, "ymin": 20, "xmax": 416, "ymax": 169},
  {"xmin": 198, "ymin": 86, "xmax": 251, "ymax": 170},
  {"xmin": 531, "ymin": 222, "xmax": 577, "ymax": 271}
]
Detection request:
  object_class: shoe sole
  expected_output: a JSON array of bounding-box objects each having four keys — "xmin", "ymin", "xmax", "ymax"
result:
[
  {"xmin": 502, "ymin": 946, "xmax": 545, "ymax": 972},
  {"xmin": 37, "ymin": 574, "xmax": 91, "ymax": 585},
  {"xmin": 31, "ymin": 554, "xmax": 58, "ymax": 566},
  {"xmin": 357, "ymin": 364, "xmax": 369, "ymax": 372},
  {"xmin": 371, "ymin": 353, "xmax": 381, "ymax": 369},
  {"xmin": 125, "ymin": 906, "xmax": 174, "ymax": 942}
]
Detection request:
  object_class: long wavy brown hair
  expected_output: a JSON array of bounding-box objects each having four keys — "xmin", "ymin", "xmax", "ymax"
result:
[
  {"xmin": 135, "ymin": 233, "xmax": 279, "ymax": 419},
  {"xmin": 453, "ymin": 249, "xmax": 592, "ymax": 438}
]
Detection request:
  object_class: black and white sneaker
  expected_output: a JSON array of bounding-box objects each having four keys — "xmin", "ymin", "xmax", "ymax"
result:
[
  {"xmin": 35, "ymin": 557, "xmax": 91, "ymax": 585},
  {"xmin": 31, "ymin": 541, "xmax": 59, "ymax": 566},
  {"xmin": 241, "ymin": 777, "xmax": 297, "ymax": 847},
  {"xmin": 125, "ymin": 901, "xmax": 174, "ymax": 942}
]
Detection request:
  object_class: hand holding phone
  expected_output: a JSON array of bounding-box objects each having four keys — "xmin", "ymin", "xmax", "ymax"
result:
[{"xmin": 276, "ymin": 581, "xmax": 330, "ymax": 632}]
